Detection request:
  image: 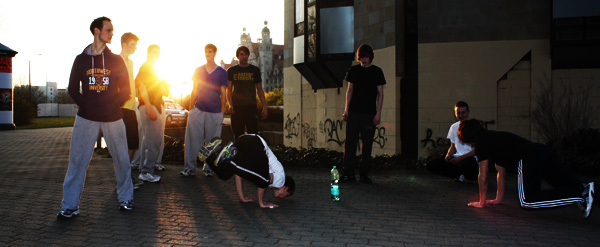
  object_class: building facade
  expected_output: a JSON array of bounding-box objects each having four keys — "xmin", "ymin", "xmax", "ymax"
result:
[
  {"xmin": 33, "ymin": 81, "xmax": 57, "ymax": 103},
  {"xmin": 283, "ymin": 0, "xmax": 600, "ymax": 158}
]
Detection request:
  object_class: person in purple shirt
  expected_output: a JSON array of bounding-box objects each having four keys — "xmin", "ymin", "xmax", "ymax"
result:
[{"xmin": 181, "ymin": 44, "xmax": 228, "ymax": 177}]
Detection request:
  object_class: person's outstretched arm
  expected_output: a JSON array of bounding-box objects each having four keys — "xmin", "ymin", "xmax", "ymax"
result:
[
  {"xmin": 257, "ymin": 187, "xmax": 278, "ymax": 208},
  {"xmin": 235, "ymin": 175, "xmax": 255, "ymax": 203},
  {"xmin": 469, "ymin": 159, "xmax": 489, "ymax": 208},
  {"xmin": 487, "ymin": 164, "xmax": 505, "ymax": 205}
]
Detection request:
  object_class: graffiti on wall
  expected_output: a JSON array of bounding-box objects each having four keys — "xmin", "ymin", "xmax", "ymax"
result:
[
  {"xmin": 322, "ymin": 118, "xmax": 345, "ymax": 146},
  {"xmin": 302, "ymin": 123, "xmax": 316, "ymax": 148},
  {"xmin": 284, "ymin": 113, "xmax": 300, "ymax": 139},
  {"xmin": 320, "ymin": 118, "xmax": 388, "ymax": 148},
  {"xmin": 420, "ymin": 129, "xmax": 449, "ymax": 148},
  {"xmin": 373, "ymin": 126, "xmax": 387, "ymax": 148},
  {"xmin": 286, "ymin": 112, "xmax": 389, "ymax": 149}
]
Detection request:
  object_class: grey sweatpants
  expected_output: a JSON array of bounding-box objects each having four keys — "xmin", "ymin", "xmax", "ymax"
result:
[
  {"xmin": 184, "ymin": 107, "xmax": 223, "ymax": 171},
  {"xmin": 139, "ymin": 105, "xmax": 164, "ymax": 174},
  {"xmin": 132, "ymin": 106, "xmax": 165, "ymax": 166},
  {"xmin": 61, "ymin": 116, "xmax": 133, "ymax": 210}
]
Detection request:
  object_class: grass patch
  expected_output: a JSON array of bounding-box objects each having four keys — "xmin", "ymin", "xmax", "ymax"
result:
[{"xmin": 17, "ymin": 117, "xmax": 76, "ymax": 129}]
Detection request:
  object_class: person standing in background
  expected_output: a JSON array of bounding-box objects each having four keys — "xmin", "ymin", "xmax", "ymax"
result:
[
  {"xmin": 181, "ymin": 44, "xmax": 228, "ymax": 177},
  {"xmin": 226, "ymin": 46, "xmax": 268, "ymax": 139}
]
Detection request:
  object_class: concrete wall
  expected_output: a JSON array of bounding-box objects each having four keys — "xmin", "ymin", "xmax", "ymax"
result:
[
  {"xmin": 354, "ymin": 0, "xmax": 397, "ymax": 49},
  {"xmin": 417, "ymin": 39, "xmax": 551, "ymax": 156},
  {"xmin": 418, "ymin": 0, "xmax": 549, "ymax": 43},
  {"xmin": 37, "ymin": 103, "xmax": 77, "ymax": 117}
]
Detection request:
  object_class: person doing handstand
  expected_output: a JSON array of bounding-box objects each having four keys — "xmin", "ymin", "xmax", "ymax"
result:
[{"xmin": 199, "ymin": 134, "xmax": 295, "ymax": 208}]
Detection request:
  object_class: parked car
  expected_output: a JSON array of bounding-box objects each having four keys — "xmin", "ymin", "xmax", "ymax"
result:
[{"xmin": 164, "ymin": 100, "xmax": 188, "ymax": 127}]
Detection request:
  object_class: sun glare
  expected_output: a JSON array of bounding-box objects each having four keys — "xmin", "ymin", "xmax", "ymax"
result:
[{"xmin": 2, "ymin": 1, "xmax": 283, "ymax": 90}]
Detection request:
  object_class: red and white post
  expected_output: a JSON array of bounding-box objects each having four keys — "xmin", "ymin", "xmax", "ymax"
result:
[{"xmin": 0, "ymin": 43, "xmax": 18, "ymax": 130}]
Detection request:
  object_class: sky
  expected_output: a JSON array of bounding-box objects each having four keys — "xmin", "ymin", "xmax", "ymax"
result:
[{"xmin": 0, "ymin": 0, "xmax": 284, "ymax": 95}]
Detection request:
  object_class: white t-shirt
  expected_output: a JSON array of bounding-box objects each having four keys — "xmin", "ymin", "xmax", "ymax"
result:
[
  {"xmin": 447, "ymin": 121, "xmax": 473, "ymax": 157},
  {"xmin": 255, "ymin": 135, "xmax": 286, "ymax": 188}
]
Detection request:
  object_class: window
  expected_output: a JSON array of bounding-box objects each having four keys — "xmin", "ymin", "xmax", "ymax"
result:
[{"xmin": 293, "ymin": 0, "xmax": 355, "ymax": 90}]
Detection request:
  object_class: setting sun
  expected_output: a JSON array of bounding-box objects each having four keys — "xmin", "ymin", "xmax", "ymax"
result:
[{"xmin": 1, "ymin": 0, "xmax": 284, "ymax": 97}]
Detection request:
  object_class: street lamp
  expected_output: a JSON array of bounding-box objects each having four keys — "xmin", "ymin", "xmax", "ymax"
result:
[{"xmin": 28, "ymin": 54, "xmax": 42, "ymax": 101}]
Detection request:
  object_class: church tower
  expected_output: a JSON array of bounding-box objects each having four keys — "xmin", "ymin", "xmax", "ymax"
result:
[
  {"xmin": 259, "ymin": 21, "xmax": 273, "ymax": 91},
  {"xmin": 239, "ymin": 28, "xmax": 257, "ymax": 66}
]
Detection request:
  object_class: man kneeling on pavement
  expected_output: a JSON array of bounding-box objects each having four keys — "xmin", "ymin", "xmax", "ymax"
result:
[{"xmin": 199, "ymin": 134, "xmax": 295, "ymax": 208}]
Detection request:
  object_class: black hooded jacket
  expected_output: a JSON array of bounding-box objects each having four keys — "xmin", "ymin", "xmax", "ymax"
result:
[{"xmin": 68, "ymin": 44, "xmax": 130, "ymax": 122}]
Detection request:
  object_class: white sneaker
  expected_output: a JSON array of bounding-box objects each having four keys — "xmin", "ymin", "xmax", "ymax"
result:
[
  {"xmin": 138, "ymin": 173, "xmax": 161, "ymax": 183},
  {"xmin": 155, "ymin": 163, "xmax": 165, "ymax": 171}
]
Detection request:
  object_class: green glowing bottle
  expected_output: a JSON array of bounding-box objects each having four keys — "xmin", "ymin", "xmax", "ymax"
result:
[{"xmin": 331, "ymin": 166, "xmax": 340, "ymax": 201}]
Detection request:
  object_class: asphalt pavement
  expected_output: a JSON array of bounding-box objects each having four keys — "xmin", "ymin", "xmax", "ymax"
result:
[{"xmin": 0, "ymin": 127, "xmax": 599, "ymax": 246}]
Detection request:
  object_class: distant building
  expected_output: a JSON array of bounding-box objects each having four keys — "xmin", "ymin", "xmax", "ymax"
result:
[
  {"xmin": 33, "ymin": 81, "xmax": 57, "ymax": 103},
  {"xmin": 221, "ymin": 21, "xmax": 284, "ymax": 92}
]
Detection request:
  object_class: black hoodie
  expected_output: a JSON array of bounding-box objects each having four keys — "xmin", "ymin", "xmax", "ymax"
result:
[{"xmin": 68, "ymin": 44, "xmax": 130, "ymax": 122}]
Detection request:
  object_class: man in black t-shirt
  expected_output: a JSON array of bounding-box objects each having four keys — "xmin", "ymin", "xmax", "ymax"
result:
[
  {"xmin": 226, "ymin": 46, "xmax": 268, "ymax": 139},
  {"xmin": 340, "ymin": 44, "xmax": 386, "ymax": 184},
  {"xmin": 458, "ymin": 119, "xmax": 595, "ymax": 218}
]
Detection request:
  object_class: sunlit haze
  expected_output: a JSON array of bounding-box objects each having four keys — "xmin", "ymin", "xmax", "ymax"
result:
[{"xmin": 0, "ymin": 0, "xmax": 283, "ymax": 99}]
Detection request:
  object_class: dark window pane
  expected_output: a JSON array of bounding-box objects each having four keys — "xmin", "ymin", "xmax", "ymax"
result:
[
  {"xmin": 320, "ymin": 7, "xmax": 354, "ymax": 54},
  {"xmin": 296, "ymin": 22, "xmax": 305, "ymax": 36},
  {"xmin": 308, "ymin": 33, "xmax": 317, "ymax": 60}
]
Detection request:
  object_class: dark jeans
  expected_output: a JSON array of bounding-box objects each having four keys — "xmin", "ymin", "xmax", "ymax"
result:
[
  {"xmin": 342, "ymin": 112, "xmax": 376, "ymax": 177},
  {"xmin": 425, "ymin": 156, "xmax": 478, "ymax": 181},
  {"xmin": 231, "ymin": 105, "xmax": 258, "ymax": 139}
]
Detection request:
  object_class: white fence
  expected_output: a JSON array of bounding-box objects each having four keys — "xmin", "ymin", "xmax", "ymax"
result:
[{"xmin": 37, "ymin": 103, "xmax": 78, "ymax": 117}]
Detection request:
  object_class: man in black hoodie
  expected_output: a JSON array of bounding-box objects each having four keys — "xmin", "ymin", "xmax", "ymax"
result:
[{"xmin": 58, "ymin": 16, "xmax": 134, "ymax": 219}]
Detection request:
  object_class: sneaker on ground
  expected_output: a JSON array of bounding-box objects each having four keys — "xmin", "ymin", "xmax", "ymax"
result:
[
  {"xmin": 180, "ymin": 169, "xmax": 196, "ymax": 177},
  {"xmin": 119, "ymin": 200, "xmax": 134, "ymax": 211},
  {"xmin": 203, "ymin": 169, "xmax": 213, "ymax": 177},
  {"xmin": 138, "ymin": 173, "xmax": 161, "ymax": 183},
  {"xmin": 155, "ymin": 163, "xmax": 165, "ymax": 171},
  {"xmin": 583, "ymin": 182, "xmax": 594, "ymax": 218},
  {"xmin": 198, "ymin": 138, "xmax": 223, "ymax": 162},
  {"xmin": 57, "ymin": 209, "xmax": 79, "ymax": 219}
]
